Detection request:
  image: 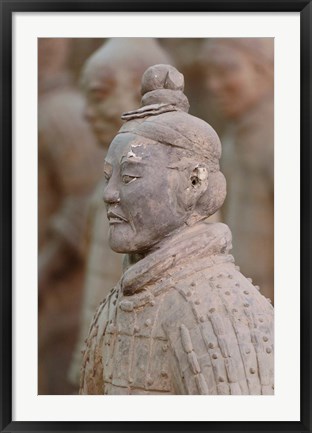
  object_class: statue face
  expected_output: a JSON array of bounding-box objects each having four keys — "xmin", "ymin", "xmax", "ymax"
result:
[
  {"xmin": 204, "ymin": 44, "xmax": 264, "ymax": 119},
  {"xmin": 103, "ymin": 133, "xmax": 189, "ymax": 254},
  {"xmin": 81, "ymin": 63, "xmax": 140, "ymax": 147}
]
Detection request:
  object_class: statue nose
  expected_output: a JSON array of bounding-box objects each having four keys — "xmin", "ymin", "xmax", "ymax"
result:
[{"xmin": 103, "ymin": 183, "xmax": 120, "ymax": 204}]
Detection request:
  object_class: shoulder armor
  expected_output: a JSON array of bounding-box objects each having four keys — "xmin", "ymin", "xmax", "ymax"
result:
[{"xmin": 161, "ymin": 266, "xmax": 274, "ymax": 395}]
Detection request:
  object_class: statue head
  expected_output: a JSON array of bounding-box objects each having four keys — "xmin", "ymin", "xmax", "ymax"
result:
[
  {"xmin": 80, "ymin": 38, "xmax": 171, "ymax": 147},
  {"xmin": 200, "ymin": 38, "xmax": 274, "ymax": 120},
  {"xmin": 103, "ymin": 64, "xmax": 226, "ymax": 254}
]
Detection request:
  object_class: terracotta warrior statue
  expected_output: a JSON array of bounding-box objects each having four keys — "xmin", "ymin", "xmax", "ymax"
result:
[
  {"xmin": 68, "ymin": 39, "xmax": 172, "ymax": 386},
  {"xmin": 38, "ymin": 38, "xmax": 103, "ymax": 394},
  {"xmin": 80, "ymin": 64, "xmax": 274, "ymax": 395},
  {"xmin": 200, "ymin": 38, "xmax": 274, "ymax": 302}
]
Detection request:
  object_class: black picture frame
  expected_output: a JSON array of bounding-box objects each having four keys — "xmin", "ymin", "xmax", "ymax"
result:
[{"xmin": 1, "ymin": 1, "xmax": 311, "ymax": 432}]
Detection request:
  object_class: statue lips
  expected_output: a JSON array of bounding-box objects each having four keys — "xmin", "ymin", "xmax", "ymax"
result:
[{"xmin": 107, "ymin": 209, "xmax": 128, "ymax": 225}]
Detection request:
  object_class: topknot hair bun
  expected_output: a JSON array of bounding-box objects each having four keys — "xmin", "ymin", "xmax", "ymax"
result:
[
  {"xmin": 141, "ymin": 64, "xmax": 184, "ymax": 94},
  {"xmin": 121, "ymin": 64, "xmax": 189, "ymax": 120}
]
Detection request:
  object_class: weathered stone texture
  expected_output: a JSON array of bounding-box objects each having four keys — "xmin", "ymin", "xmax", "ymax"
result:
[{"xmin": 80, "ymin": 64, "xmax": 274, "ymax": 395}]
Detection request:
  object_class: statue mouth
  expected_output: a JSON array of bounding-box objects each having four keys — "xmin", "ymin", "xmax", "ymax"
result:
[{"xmin": 107, "ymin": 210, "xmax": 128, "ymax": 224}]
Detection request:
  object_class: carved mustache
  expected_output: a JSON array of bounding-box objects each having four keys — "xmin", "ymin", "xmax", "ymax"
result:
[{"xmin": 107, "ymin": 209, "xmax": 128, "ymax": 223}]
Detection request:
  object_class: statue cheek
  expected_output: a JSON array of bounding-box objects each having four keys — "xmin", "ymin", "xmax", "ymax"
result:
[
  {"xmin": 120, "ymin": 184, "xmax": 144, "ymax": 205},
  {"xmin": 133, "ymin": 212, "xmax": 145, "ymax": 230},
  {"xmin": 172, "ymin": 178, "xmax": 196, "ymax": 213}
]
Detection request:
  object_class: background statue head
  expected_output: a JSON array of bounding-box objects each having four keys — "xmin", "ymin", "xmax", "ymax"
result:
[
  {"xmin": 200, "ymin": 38, "xmax": 274, "ymax": 120},
  {"xmin": 80, "ymin": 38, "xmax": 171, "ymax": 147},
  {"xmin": 103, "ymin": 64, "xmax": 226, "ymax": 254}
]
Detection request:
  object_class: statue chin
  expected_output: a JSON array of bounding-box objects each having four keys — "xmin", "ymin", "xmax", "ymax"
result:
[
  {"xmin": 108, "ymin": 233, "xmax": 153, "ymax": 256},
  {"xmin": 108, "ymin": 232, "xmax": 129, "ymax": 254}
]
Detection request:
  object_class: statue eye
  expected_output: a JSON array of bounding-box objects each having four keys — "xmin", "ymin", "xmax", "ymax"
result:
[
  {"xmin": 103, "ymin": 172, "xmax": 111, "ymax": 181},
  {"xmin": 122, "ymin": 175, "xmax": 137, "ymax": 184}
]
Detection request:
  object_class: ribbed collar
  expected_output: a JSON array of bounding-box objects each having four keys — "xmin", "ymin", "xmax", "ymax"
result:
[{"xmin": 121, "ymin": 221, "xmax": 233, "ymax": 296}]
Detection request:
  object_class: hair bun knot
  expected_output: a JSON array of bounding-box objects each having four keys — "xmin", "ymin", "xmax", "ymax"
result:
[{"xmin": 121, "ymin": 64, "xmax": 189, "ymax": 120}]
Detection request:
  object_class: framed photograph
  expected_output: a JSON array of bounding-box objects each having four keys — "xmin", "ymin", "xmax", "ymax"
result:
[{"xmin": 1, "ymin": 0, "xmax": 311, "ymax": 432}]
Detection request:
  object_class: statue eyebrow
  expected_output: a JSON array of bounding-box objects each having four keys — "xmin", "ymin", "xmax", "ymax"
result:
[
  {"xmin": 120, "ymin": 156, "xmax": 146, "ymax": 166},
  {"xmin": 103, "ymin": 162, "xmax": 112, "ymax": 176}
]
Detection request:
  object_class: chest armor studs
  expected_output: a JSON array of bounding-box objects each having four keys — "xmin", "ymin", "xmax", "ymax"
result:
[
  {"xmin": 81, "ymin": 256, "xmax": 274, "ymax": 395},
  {"xmin": 98, "ymin": 287, "xmax": 173, "ymax": 395}
]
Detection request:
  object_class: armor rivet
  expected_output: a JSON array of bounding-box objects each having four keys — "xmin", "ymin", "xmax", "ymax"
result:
[
  {"xmin": 247, "ymin": 277, "xmax": 252, "ymax": 283},
  {"xmin": 134, "ymin": 325, "xmax": 140, "ymax": 333},
  {"xmin": 186, "ymin": 291, "xmax": 192, "ymax": 297},
  {"xmin": 235, "ymin": 283, "xmax": 240, "ymax": 287},
  {"xmin": 250, "ymin": 367, "xmax": 256, "ymax": 374},
  {"xmin": 191, "ymin": 282, "xmax": 196, "ymax": 287},
  {"xmin": 244, "ymin": 290, "xmax": 249, "ymax": 295},
  {"xmin": 208, "ymin": 343, "xmax": 214, "ymax": 349},
  {"xmin": 225, "ymin": 291, "xmax": 230, "ymax": 296},
  {"xmin": 219, "ymin": 376, "xmax": 225, "ymax": 382},
  {"xmin": 228, "ymin": 274, "xmax": 233, "ymax": 279},
  {"xmin": 199, "ymin": 316, "xmax": 205, "ymax": 323},
  {"xmin": 145, "ymin": 319, "xmax": 151, "ymax": 327},
  {"xmin": 118, "ymin": 336, "xmax": 122, "ymax": 341},
  {"xmin": 147, "ymin": 377, "xmax": 154, "ymax": 386},
  {"xmin": 216, "ymin": 284, "xmax": 221, "ymax": 288},
  {"xmin": 263, "ymin": 336, "xmax": 268, "ymax": 342},
  {"xmin": 212, "ymin": 353, "xmax": 218, "ymax": 359},
  {"xmin": 195, "ymin": 299, "xmax": 200, "ymax": 305},
  {"xmin": 119, "ymin": 300, "xmax": 134, "ymax": 312},
  {"xmin": 209, "ymin": 308, "xmax": 216, "ymax": 314},
  {"xmin": 266, "ymin": 347, "xmax": 272, "ymax": 354},
  {"xmin": 150, "ymin": 300, "xmax": 155, "ymax": 306}
]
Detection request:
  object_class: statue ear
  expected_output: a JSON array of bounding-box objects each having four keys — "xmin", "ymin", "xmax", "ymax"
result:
[
  {"xmin": 180, "ymin": 165, "xmax": 209, "ymax": 214},
  {"xmin": 180, "ymin": 165, "xmax": 210, "ymax": 223},
  {"xmin": 189, "ymin": 166, "xmax": 209, "ymax": 201}
]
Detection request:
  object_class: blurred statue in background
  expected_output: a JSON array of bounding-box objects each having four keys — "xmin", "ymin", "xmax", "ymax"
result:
[
  {"xmin": 68, "ymin": 38, "xmax": 172, "ymax": 387},
  {"xmin": 38, "ymin": 38, "xmax": 103, "ymax": 394},
  {"xmin": 80, "ymin": 64, "xmax": 274, "ymax": 395},
  {"xmin": 200, "ymin": 38, "xmax": 274, "ymax": 302}
]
